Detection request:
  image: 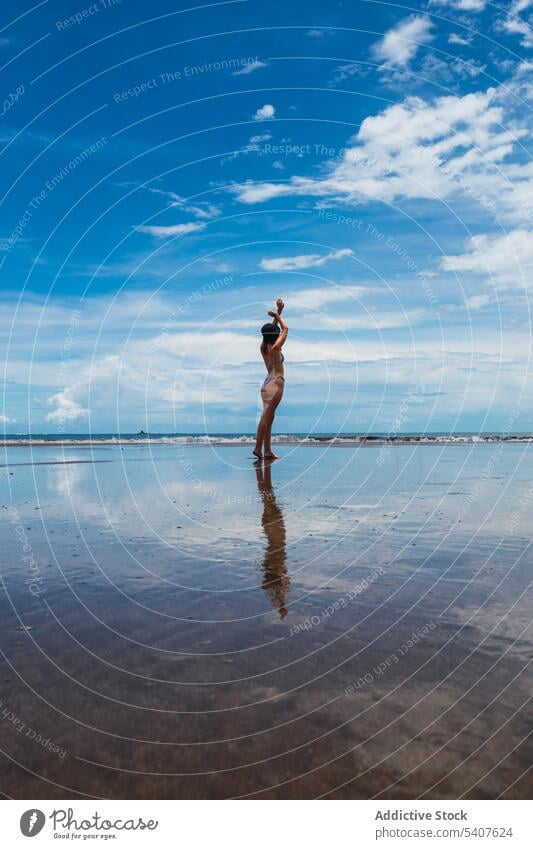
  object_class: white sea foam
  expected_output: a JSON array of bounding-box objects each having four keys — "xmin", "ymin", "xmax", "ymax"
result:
[{"xmin": 2, "ymin": 433, "xmax": 532, "ymax": 447}]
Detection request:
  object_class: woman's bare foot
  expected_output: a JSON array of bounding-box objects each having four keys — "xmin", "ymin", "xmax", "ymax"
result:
[
  {"xmin": 264, "ymin": 452, "xmax": 280, "ymax": 460},
  {"xmin": 253, "ymin": 448, "xmax": 263, "ymax": 460}
]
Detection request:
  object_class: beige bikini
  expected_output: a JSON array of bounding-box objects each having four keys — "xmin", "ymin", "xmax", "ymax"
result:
[{"xmin": 261, "ymin": 349, "xmax": 285, "ymax": 404}]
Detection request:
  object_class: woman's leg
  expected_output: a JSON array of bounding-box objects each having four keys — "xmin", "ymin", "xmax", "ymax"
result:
[
  {"xmin": 264, "ymin": 408, "xmax": 276, "ymax": 457},
  {"xmin": 254, "ymin": 408, "xmax": 267, "ymax": 458},
  {"xmin": 254, "ymin": 393, "xmax": 270, "ymax": 458},
  {"xmin": 255, "ymin": 382, "xmax": 283, "ymax": 459},
  {"xmin": 255, "ymin": 401, "xmax": 275, "ymax": 457}
]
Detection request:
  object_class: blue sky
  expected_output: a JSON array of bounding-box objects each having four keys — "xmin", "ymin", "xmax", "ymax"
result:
[{"xmin": 1, "ymin": 0, "xmax": 532, "ymax": 434}]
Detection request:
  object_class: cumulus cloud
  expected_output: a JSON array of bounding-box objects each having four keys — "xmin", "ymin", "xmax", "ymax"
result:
[
  {"xmin": 373, "ymin": 15, "xmax": 434, "ymax": 68},
  {"xmin": 441, "ymin": 230, "xmax": 533, "ymax": 285},
  {"xmin": 252, "ymin": 103, "xmax": 275, "ymax": 121},
  {"xmin": 45, "ymin": 355, "xmax": 127, "ymax": 424},
  {"xmin": 500, "ymin": 0, "xmax": 533, "ymax": 47},
  {"xmin": 5, "ymin": 278, "xmax": 531, "ymax": 432},
  {"xmin": 232, "ymin": 85, "xmax": 530, "ymax": 224},
  {"xmin": 136, "ymin": 222, "xmax": 206, "ymax": 238},
  {"xmin": 259, "ymin": 248, "xmax": 353, "ymax": 271},
  {"xmin": 46, "ymin": 390, "xmax": 89, "ymax": 423},
  {"xmin": 0, "ymin": 414, "xmax": 16, "ymax": 424}
]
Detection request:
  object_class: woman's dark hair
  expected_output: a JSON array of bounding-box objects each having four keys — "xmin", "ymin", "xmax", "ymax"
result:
[{"xmin": 261, "ymin": 322, "xmax": 280, "ymax": 351}]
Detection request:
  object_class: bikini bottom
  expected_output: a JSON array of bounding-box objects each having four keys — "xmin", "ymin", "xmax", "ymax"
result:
[{"xmin": 261, "ymin": 376, "xmax": 285, "ymax": 404}]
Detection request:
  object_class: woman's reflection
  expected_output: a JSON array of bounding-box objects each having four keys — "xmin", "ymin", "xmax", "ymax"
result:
[{"xmin": 255, "ymin": 460, "xmax": 290, "ymax": 619}]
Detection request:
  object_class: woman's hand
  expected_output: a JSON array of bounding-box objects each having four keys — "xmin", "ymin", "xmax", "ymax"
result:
[
  {"xmin": 276, "ymin": 298, "xmax": 284, "ymax": 313},
  {"xmin": 268, "ymin": 310, "xmax": 280, "ymax": 319}
]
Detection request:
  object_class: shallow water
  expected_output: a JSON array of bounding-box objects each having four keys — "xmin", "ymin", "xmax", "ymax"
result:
[{"xmin": 0, "ymin": 444, "xmax": 532, "ymax": 798}]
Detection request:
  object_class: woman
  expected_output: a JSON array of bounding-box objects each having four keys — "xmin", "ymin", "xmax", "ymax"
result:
[{"xmin": 253, "ymin": 299, "xmax": 288, "ymax": 461}]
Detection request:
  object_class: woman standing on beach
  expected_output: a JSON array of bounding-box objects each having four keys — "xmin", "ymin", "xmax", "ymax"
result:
[{"xmin": 253, "ymin": 299, "xmax": 288, "ymax": 461}]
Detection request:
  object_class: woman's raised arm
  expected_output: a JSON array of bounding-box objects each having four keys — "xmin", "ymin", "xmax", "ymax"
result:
[
  {"xmin": 271, "ymin": 299, "xmax": 284, "ymax": 328},
  {"xmin": 268, "ymin": 310, "xmax": 288, "ymax": 350}
]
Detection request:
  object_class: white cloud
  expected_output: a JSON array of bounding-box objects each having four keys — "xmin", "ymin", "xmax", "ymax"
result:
[
  {"xmin": 450, "ymin": 56, "xmax": 486, "ymax": 78},
  {"xmin": 314, "ymin": 309, "xmax": 429, "ymax": 330},
  {"xmin": 136, "ymin": 222, "xmax": 206, "ymax": 238},
  {"xmin": 46, "ymin": 390, "xmax": 89, "ymax": 423},
  {"xmin": 417, "ymin": 52, "xmax": 486, "ymax": 81},
  {"xmin": 233, "ymin": 84, "xmax": 530, "ymax": 224},
  {"xmin": 6, "ymin": 278, "xmax": 533, "ymax": 432},
  {"xmin": 332, "ymin": 63, "xmax": 362, "ymax": 83},
  {"xmin": 147, "ymin": 188, "xmax": 220, "ymax": 219},
  {"xmin": 464, "ymin": 294, "xmax": 493, "ymax": 309},
  {"xmin": 184, "ymin": 204, "xmax": 220, "ymax": 220},
  {"xmin": 45, "ymin": 354, "xmax": 140, "ymax": 425},
  {"xmin": 259, "ymin": 248, "xmax": 353, "ymax": 271},
  {"xmin": 500, "ymin": 0, "xmax": 533, "ymax": 47},
  {"xmin": 517, "ymin": 59, "xmax": 533, "ymax": 75},
  {"xmin": 0, "ymin": 414, "xmax": 16, "ymax": 424},
  {"xmin": 252, "ymin": 103, "xmax": 275, "ymax": 121},
  {"xmin": 249, "ymin": 133, "xmax": 271, "ymax": 144},
  {"xmin": 233, "ymin": 59, "xmax": 267, "ymax": 75},
  {"xmin": 373, "ymin": 15, "xmax": 434, "ymax": 68},
  {"xmin": 434, "ymin": 0, "xmax": 486, "ymax": 10},
  {"xmin": 502, "ymin": 18, "xmax": 533, "ymax": 47},
  {"xmin": 281, "ymin": 284, "xmax": 372, "ymax": 310},
  {"xmin": 220, "ymin": 132, "xmax": 273, "ymax": 164},
  {"xmin": 448, "ymin": 33, "xmax": 473, "ymax": 45},
  {"xmin": 441, "ymin": 230, "xmax": 533, "ymax": 286}
]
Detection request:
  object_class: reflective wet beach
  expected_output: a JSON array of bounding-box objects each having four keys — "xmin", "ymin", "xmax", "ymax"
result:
[{"xmin": 0, "ymin": 444, "xmax": 532, "ymax": 798}]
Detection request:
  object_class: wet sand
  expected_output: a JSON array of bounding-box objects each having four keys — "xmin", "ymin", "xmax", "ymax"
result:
[{"xmin": 0, "ymin": 443, "xmax": 532, "ymax": 798}]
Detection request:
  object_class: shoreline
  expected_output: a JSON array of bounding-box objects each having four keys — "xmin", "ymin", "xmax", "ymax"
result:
[{"xmin": 2, "ymin": 436, "xmax": 533, "ymax": 448}]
